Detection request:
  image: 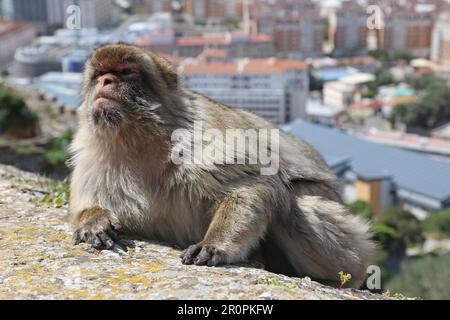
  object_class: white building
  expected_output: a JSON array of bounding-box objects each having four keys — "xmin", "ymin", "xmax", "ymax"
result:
[
  {"xmin": 180, "ymin": 58, "xmax": 309, "ymax": 124},
  {"xmin": 323, "ymin": 73, "xmax": 375, "ymax": 108}
]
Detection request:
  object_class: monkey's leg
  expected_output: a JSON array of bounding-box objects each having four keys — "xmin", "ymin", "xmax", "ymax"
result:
[
  {"xmin": 73, "ymin": 207, "xmax": 122, "ymax": 250},
  {"xmin": 180, "ymin": 180, "xmax": 281, "ymax": 267}
]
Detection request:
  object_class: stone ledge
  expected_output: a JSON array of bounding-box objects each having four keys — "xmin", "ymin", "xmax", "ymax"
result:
[{"xmin": 0, "ymin": 164, "xmax": 391, "ymax": 300}]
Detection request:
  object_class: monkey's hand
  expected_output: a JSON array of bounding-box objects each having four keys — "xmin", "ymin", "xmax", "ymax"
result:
[
  {"xmin": 73, "ymin": 207, "xmax": 122, "ymax": 250},
  {"xmin": 181, "ymin": 242, "xmax": 230, "ymax": 267},
  {"xmin": 180, "ymin": 179, "xmax": 277, "ymax": 267}
]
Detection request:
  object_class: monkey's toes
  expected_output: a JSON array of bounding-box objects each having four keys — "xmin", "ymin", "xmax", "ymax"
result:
[{"xmin": 180, "ymin": 244, "xmax": 227, "ymax": 267}]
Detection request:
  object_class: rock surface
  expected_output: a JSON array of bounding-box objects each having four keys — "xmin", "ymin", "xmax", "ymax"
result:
[{"xmin": 0, "ymin": 165, "xmax": 391, "ymax": 300}]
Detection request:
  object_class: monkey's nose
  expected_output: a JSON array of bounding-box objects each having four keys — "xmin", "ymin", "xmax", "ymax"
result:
[{"xmin": 100, "ymin": 75, "xmax": 116, "ymax": 88}]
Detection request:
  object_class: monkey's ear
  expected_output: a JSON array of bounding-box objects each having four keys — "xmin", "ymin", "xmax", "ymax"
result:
[{"xmin": 152, "ymin": 54, "xmax": 178, "ymax": 91}]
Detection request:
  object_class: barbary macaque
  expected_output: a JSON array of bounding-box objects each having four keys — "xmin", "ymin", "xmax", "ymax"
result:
[{"xmin": 70, "ymin": 43, "xmax": 375, "ymax": 288}]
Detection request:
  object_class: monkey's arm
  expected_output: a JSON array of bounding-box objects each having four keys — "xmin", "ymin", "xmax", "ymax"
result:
[{"xmin": 181, "ymin": 178, "xmax": 285, "ymax": 266}]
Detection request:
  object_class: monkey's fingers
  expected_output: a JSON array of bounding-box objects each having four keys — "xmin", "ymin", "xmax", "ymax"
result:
[
  {"xmin": 98, "ymin": 232, "xmax": 115, "ymax": 249},
  {"xmin": 193, "ymin": 245, "xmax": 227, "ymax": 267},
  {"xmin": 73, "ymin": 230, "xmax": 82, "ymax": 245},
  {"xmin": 181, "ymin": 243, "xmax": 228, "ymax": 267},
  {"xmin": 180, "ymin": 244, "xmax": 202, "ymax": 265},
  {"xmin": 109, "ymin": 216, "xmax": 123, "ymax": 232},
  {"xmin": 73, "ymin": 227, "xmax": 118, "ymax": 250}
]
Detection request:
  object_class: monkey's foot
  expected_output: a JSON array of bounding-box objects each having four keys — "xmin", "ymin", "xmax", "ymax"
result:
[
  {"xmin": 73, "ymin": 212, "xmax": 122, "ymax": 250},
  {"xmin": 180, "ymin": 243, "xmax": 229, "ymax": 267}
]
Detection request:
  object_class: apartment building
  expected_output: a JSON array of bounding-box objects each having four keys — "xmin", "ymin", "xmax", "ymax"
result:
[
  {"xmin": 61, "ymin": 0, "xmax": 117, "ymax": 29},
  {"xmin": 250, "ymin": 0, "xmax": 324, "ymax": 58},
  {"xmin": 329, "ymin": 0, "xmax": 368, "ymax": 56},
  {"xmin": 175, "ymin": 32, "xmax": 274, "ymax": 58},
  {"xmin": 273, "ymin": 12, "xmax": 325, "ymax": 59},
  {"xmin": 0, "ymin": 20, "xmax": 36, "ymax": 66},
  {"xmin": 379, "ymin": 6, "xmax": 435, "ymax": 57},
  {"xmin": 2, "ymin": 0, "xmax": 117, "ymax": 33},
  {"xmin": 184, "ymin": 0, "xmax": 240, "ymax": 20},
  {"xmin": 179, "ymin": 57, "xmax": 309, "ymax": 124}
]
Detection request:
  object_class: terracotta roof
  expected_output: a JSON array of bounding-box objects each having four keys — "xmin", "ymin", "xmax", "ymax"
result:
[
  {"xmin": 176, "ymin": 33, "xmax": 272, "ymax": 46},
  {"xmin": 182, "ymin": 58, "xmax": 307, "ymax": 74},
  {"xmin": 0, "ymin": 19, "xmax": 34, "ymax": 38}
]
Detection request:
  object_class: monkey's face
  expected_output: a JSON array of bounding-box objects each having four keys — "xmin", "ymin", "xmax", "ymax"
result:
[{"xmin": 82, "ymin": 44, "xmax": 178, "ymax": 133}]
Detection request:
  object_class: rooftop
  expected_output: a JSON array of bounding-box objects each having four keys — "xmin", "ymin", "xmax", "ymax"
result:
[
  {"xmin": 283, "ymin": 120, "xmax": 450, "ymax": 203},
  {"xmin": 176, "ymin": 33, "xmax": 272, "ymax": 46},
  {"xmin": 182, "ymin": 58, "xmax": 307, "ymax": 74},
  {"xmin": 0, "ymin": 19, "xmax": 34, "ymax": 37}
]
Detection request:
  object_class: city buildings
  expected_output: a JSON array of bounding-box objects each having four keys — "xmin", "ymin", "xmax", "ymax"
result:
[
  {"xmin": 431, "ymin": 12, "xmax": 450, "ymax": 65},
  {"xmin": 180, "ymin": 57, "xmax": 309, "ymax": 124},
  {"xmin": 329, "ymin": 0, "xmax": 368, "ymax": 56},
  {"xmin": 273, "ymin": 12, "xmax": 325, "ymax": 59},
  {"xmin": 61, "ymin": 0, "xmax": 118, "ymax": 29},
  {"xmin": 251, "ymin": 0, "xmax": 325, "ymax": 59},
  {"xmin": 173, "ymin": 32, "xmax": 274, "ymax": 58},
  {"xmin": 284, "ymin": 119, "xmax": 450, "ymax": 218},
  {"xmin": 185, "ymin": 0, "xmax": 241, "ymax": 21},
  {"xmin": 2, "ymin": 0, "xmax": 117, "ymax": 34},
  {"xmin": 0, "ymin": 20, "xmax": 37, "ymax": 66},
  {"xmin": 378, "ymin": 5, "xmax": 436, "ymax": 57},
  {"xmin": 323, "ymin": 73, "xmax": 375, "ymax": 108},
  {"xmin": 2, "ymin": 0, "xmax": 57, "ymax": 34}
]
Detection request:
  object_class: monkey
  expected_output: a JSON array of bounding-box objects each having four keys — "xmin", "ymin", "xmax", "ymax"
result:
[{"xmin": 70, "ymin": 43, "xmax": 376, "ymax": 288}]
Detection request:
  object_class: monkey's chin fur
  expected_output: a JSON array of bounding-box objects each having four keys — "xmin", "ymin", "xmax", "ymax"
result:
[{"xmin": 91, "ymin": 99, "xmax": 124, "ymax": 128}]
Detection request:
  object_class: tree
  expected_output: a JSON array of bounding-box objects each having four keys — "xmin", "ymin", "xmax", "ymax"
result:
[
  {"xmin": 373, "ymin": 208, "xmax": 424, "ymax": 277},
  {"xmin": 44, "ymin": 131, "xmax": 73, "ymax": 167},
  {"xmin": 0, "ymin": 83, "xmax": 38, "ymax": 138},
  {"xmin": 309, "ymin": 71, "xmax": 324, "ymax": 91},
  {"xmin": 422, "ymin": 209, "xmax": 450, "ymax": 238},
  {"xmin": 348, "ymin": 200, "xmax": 374, "ymax": 220},
  {"xmin": 389, "ymin": 75, "xmax": 450, "ymax": 130},
  {"xmin": 364, "ymin": 70, "xmax": 394, "ymax": 98},
  {"xmin": 0, "ymin": 69, "xmax": 9, "ymax": 78},
  {"xmin": 385, "ymin": 254, "xmax": 450, "ymax": 299}
]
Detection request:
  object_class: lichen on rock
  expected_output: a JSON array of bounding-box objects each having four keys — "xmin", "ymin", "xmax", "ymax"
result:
[{"xmin": 0, "ymin": 164, "xmax": 392, "ymax": 300}]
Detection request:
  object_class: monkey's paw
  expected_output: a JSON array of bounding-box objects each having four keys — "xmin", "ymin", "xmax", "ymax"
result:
[
  {"xmin": 73, "ymin": 214, "xmax": 122, "ymax": 250},
  {"xmin": 180, "ymin": 243, "xmax": 229, "ymax": 267}
]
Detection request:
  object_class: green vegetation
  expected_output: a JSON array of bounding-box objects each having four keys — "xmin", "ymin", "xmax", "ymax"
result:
[
  {"xmin": 338, "ymin": 271, "xmax": 352, "ymax": 289},
  {"xmin": 390, "ymin": 75, "xmax": 450, "ymax": 130},
  {"xmin": 43, "ymin": 131, "xmax": 73, "ymax": 167},
  {"xmin": 374, "ymin": 207, "xmax": 424, "ymax": 248},
  {"xmin": 369, "ymin": 49, "xmax": 414, "ymax": 64},
  {"xmin": 0, "ymin": 69, "xmax": 9, "ymax": 78},
  {"xmin": 349, "ymin": 201, "xmax": 450, "ymax": 299},
  {"xmin": 348, "ymin": 200, "xmax": 374, "ymax": 220},
  {"xmin": 385, "ymin": 254, "xmax": 450, "ymax": 300},
  {"xmin": 309, "ymin": 71, "xmax": 324, "ymax": 91},
  {"xmin": 0, "ymin": 83, "xmax": 38, "ymax": 137},
  {"xmin": 34, "ymin": 180, "xmax": 70, "ymax": 208},
  {"xmin": 422, "ymin": 209, "xmax": 450, "ymax": 238},
  {"xmin": 363, "ymin": 70, "xmax": 394, "ymax": 98}
]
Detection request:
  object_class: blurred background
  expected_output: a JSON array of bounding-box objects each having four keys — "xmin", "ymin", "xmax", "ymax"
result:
[{"xmin": 0, "ymin": 0, "xmax": 449, "ymax": 299}]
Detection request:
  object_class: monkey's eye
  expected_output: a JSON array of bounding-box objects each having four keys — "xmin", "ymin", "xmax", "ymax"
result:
[
  {"xmin": 121, "ymin": 68, "xmax": 138, "ymax": 76},
  {"xmin": 92, "ymin": 70, "xmax": 102, "ymax": 79}
]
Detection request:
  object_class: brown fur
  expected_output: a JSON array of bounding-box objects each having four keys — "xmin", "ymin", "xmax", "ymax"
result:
[{"xmin": 70, "ymin": 43, "xmax": 376, "ymax": 288}]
